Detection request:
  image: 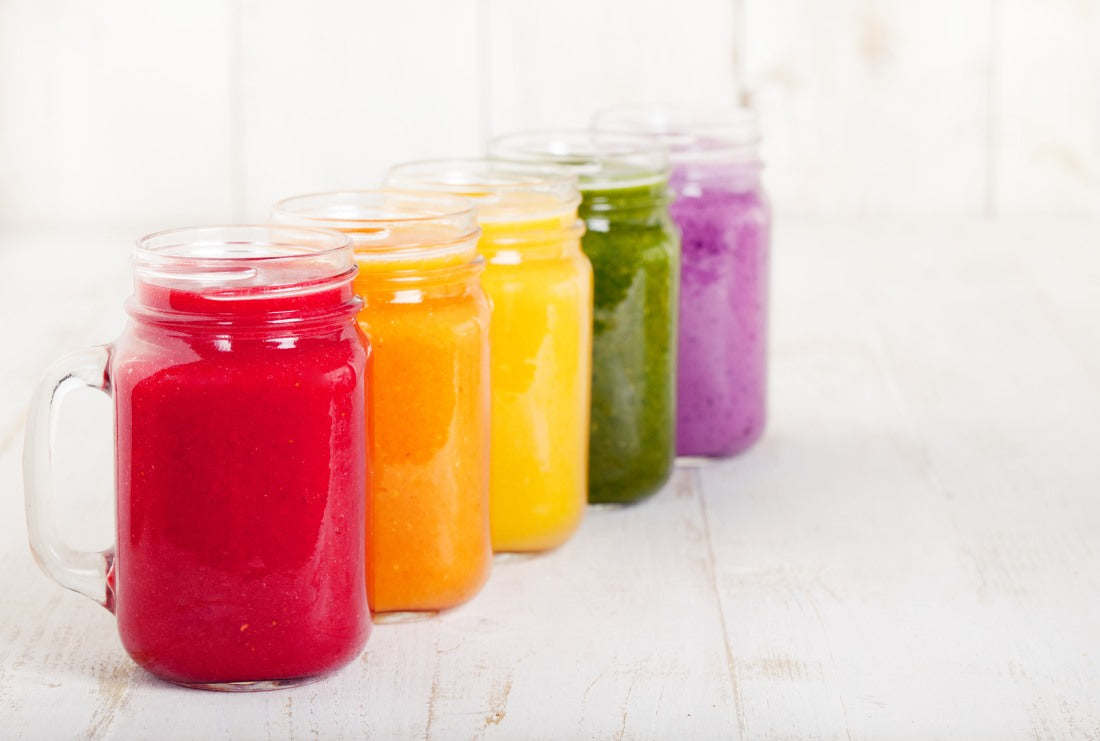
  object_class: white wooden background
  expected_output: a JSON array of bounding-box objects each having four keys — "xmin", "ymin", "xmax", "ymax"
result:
[
  {"xmin": 4, "ymin": 1, "xmax": 1100, "ymax": 738},
  {"xmin": 1, "ymin": 0, "xmax": 1099, "ymax": 226}
]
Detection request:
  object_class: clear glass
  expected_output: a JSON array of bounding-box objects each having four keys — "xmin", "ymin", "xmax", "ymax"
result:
[
  {"xmin": 593, "ymin": 106, "xmax": 771, "ymax": 458},
  {"xmin": 592, "ymin": 105, "xmax": 762, "ymax": 163},
  {"xmin": 489, "ymin": 133, "xmax": 679, "ymax": 505},
  {"xmin": 273, "ymin": 192, "xmax": 492, "ymax": 616},
  {"xmin": 385, "ymin": 159, "xmax": 593, "ymax": 553},
  {"xmin": 489, "ymin": 130, "xmax": 670, "ymax": 191},
  {"xmin": 24, "ymin": 226, "xmax": 371, "ymax": 689}
]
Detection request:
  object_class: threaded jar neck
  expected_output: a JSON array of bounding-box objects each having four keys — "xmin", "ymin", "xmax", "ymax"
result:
[
  {"xmin": 592, "ymin": 104, "xmax": 762, "ymax": 166},
  {"xmin": 488, "ymin": 130, "xmax": 670, "ymax": 193},
  {"xmin": 130, "ymin": 225, "xmax": 359, "ymax": 327},
  {"xmin": 272, "ymin": 190, "xmax": 482, "ymax": 270},
  {"xmin": 385, "ymin": 158, "xmax": 586, "ymax": 251}
]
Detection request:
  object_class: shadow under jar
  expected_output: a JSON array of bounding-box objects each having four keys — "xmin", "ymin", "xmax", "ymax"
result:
[
  {"xmin": 385, "ymin": 159, "xmax": 593, "ymax": 553},
  {"xmin": 489, "ymin": 132, "xmax": 679, "ymax": 506},
  {"xmin": 593, "ymin": 106, "xmax": 771, "ymax": 459},
  {"xmin": 273, "ymin": 192, "xmax": 492, "ymax": 619},
  {"xmin": 23, "ymin": 226, "xmax": 372, "ymax": 690}
]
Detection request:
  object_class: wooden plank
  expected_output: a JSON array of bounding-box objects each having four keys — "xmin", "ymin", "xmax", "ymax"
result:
[
  {"xmin": 700, "ymin": 219, "xmax": 1100, "ymax": 737},
  {"xmin": 699, "ymin": 218, "xmax": 963, "ymax": 737},
  {"xmin": 0, "ymin": 1, "xmax": 236, "ymax": 225},
  {"xmin": 238, "ymin": 0, "xmax": 484, "ymax": 220},
  {"xmin": 417, "ymin": 471, "xmax": 736, "ymax": 738},
  {"xmin": 4, "ymin": 2, "xmax": 1099, "ymax": 226},
  {"xmin": 1002, "ymin": 220, "xmax": 1100, "ymax": 390},
  {"xmin": 857, "ymin": 220, "xmax": 1100, "ymax": 736},
  {"xmin": 995, "ymin": 0, "xmax": 1100, "ymax": 216},
  {"xmin": 485, "ymin": 0, "xmax": 737, "ymax": 134},
  {"xmin": 0, "ymin": 440, "xmax": 134, "ymax": 740},
  {"xmin": 742, "ymin": 0, "xmax": 991, "ymax": 216},
  {"xmin": 0, "ymin": 227, "xmax": 131, "ymax": 451}
]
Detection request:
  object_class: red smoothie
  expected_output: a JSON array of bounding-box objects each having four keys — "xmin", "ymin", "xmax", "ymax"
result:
[{"xmin": 111, "ymin": 273, "xmax": 371, "ymax": 686}]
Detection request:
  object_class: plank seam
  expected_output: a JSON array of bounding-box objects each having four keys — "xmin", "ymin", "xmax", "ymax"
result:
[{"xmin": 696, "ymin": 467, "xmax": 746, "ymax": 737}]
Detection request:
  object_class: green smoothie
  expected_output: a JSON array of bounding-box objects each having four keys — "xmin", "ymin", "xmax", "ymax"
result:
[{"xmin": 580, "ymin": 181, "xmax": 679, "ymax": 503}]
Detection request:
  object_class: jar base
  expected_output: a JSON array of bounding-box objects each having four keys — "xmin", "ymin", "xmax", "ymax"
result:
[
  {"xmin": 493, "ymin": 550, "xmax": 544, "ymax": 564},
  {"xmin": 588, "ymin": 501, "xmax": 632, "ymax": 511},
  {"xmin": 675, "ymin": 455, "xmax": 717, "ymax": 468},
  {"xmin": 178, "ymin": 675, "xmax": 323, "ymax": 692},
  {"xmin": 676, "ymin": 423, "xmax": 766, "ymax": 461},
  {"xmin": 372, "ymin": 610, "xmax": 439, "ymax": 625}
]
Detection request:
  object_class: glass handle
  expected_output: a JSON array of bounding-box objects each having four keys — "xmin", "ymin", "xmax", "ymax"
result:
[{"xmin": 23, "ymin": 345, "xmax": 116, "ymax": 611}]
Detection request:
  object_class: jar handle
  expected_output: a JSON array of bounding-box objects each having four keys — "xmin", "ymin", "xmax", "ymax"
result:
[{"xmin": 23, "ymin": 345, "xmax": 116, "ymax": 611}]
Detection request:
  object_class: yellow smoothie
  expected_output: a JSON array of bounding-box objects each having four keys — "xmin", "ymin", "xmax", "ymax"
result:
[{"xmin": 386, "ymin": 164, "xmax": 593, "ymax": 552}]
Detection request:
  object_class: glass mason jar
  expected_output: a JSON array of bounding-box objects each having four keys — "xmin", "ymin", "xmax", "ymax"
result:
[
  {"xmin": 385, "ymin": 159, "xmax": 593, "ymax": 553},
  {"xmin": 23, "ymin": 226, "xmax": 372, "ymax": 689},
  {"xmin": 273, "ymin": 192, "xmax": 491, "ymax": 617},
  {"xmin": 489, "ymin": 132, "xmax": 679, "ymax": 505},
  {"xmin": 593, "ymin": 106, "xmax": 771, "ymax": 458}
]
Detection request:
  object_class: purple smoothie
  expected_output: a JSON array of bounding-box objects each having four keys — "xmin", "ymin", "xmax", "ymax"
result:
[{"xmin": 670, "ymin": 162, "xmax": 770, "ymax": 457}]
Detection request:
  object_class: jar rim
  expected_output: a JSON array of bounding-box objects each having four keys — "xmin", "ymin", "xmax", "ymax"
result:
[
  {"xmin": 271, "ymin": 190, "xmax": 481, "ymax": 264},
  {"xmin": 272, "ymin": 189, "xmax": 476, "ymax": 227},
  {"xmin": 592, "ymin": 105, "xmax": 761, "ymax": 163},
  {"xmin": 488, "ymin": 130, "xmax": 670, "ymax": 191},
  {"xmin": 137, "ymin": 224, "xmax": 353, "ymax": 261},
  {"xmin": 134, "ymin": 225, "xmax": 356, "ymax": 292},
  {"xmin": 385, "ymin": 158, "xmax": 582, "ymax": 224}
]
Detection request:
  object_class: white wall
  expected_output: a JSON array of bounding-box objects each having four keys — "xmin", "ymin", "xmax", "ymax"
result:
[{"xmin": 1, "ymin": 0, "xmax": 1097, "ymax": 227}]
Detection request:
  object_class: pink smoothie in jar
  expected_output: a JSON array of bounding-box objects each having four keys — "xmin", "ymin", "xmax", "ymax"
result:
[
  {"xmin": 595, "ymin": 107, "xmax": 771, "ymax": 458},
  {"xmin": 111, "ymin": 227, "xmax": 372, "ymax": 687}
]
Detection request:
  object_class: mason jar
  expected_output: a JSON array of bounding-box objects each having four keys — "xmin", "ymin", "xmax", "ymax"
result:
[
  {"xmin": 386, "ymin": 159, "xmax": 592, "ymax": 552},
  {"xmin": 489, "ymin": 132, "xmax": 679, "ymax": 505},
  {"xmin": 273, "ymin": 191, "xmax": 491, "ymax": 617},
  {"xmin": 24, "ymin": 226, "xmax": 371, "ymax": 689},
  {"xmin": 594, "ymin": 105, "xmax": 771, "ymax": 459}
]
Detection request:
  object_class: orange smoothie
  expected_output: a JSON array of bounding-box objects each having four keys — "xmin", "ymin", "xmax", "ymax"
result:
[{"xmin": 273, "ymin": 192, "xmax": 491, "ymax": 615}]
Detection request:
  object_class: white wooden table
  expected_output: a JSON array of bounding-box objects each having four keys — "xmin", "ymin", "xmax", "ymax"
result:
[{"xmin": 2, "ymin": 217, "xmax": 1099, "ymax": 739}]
